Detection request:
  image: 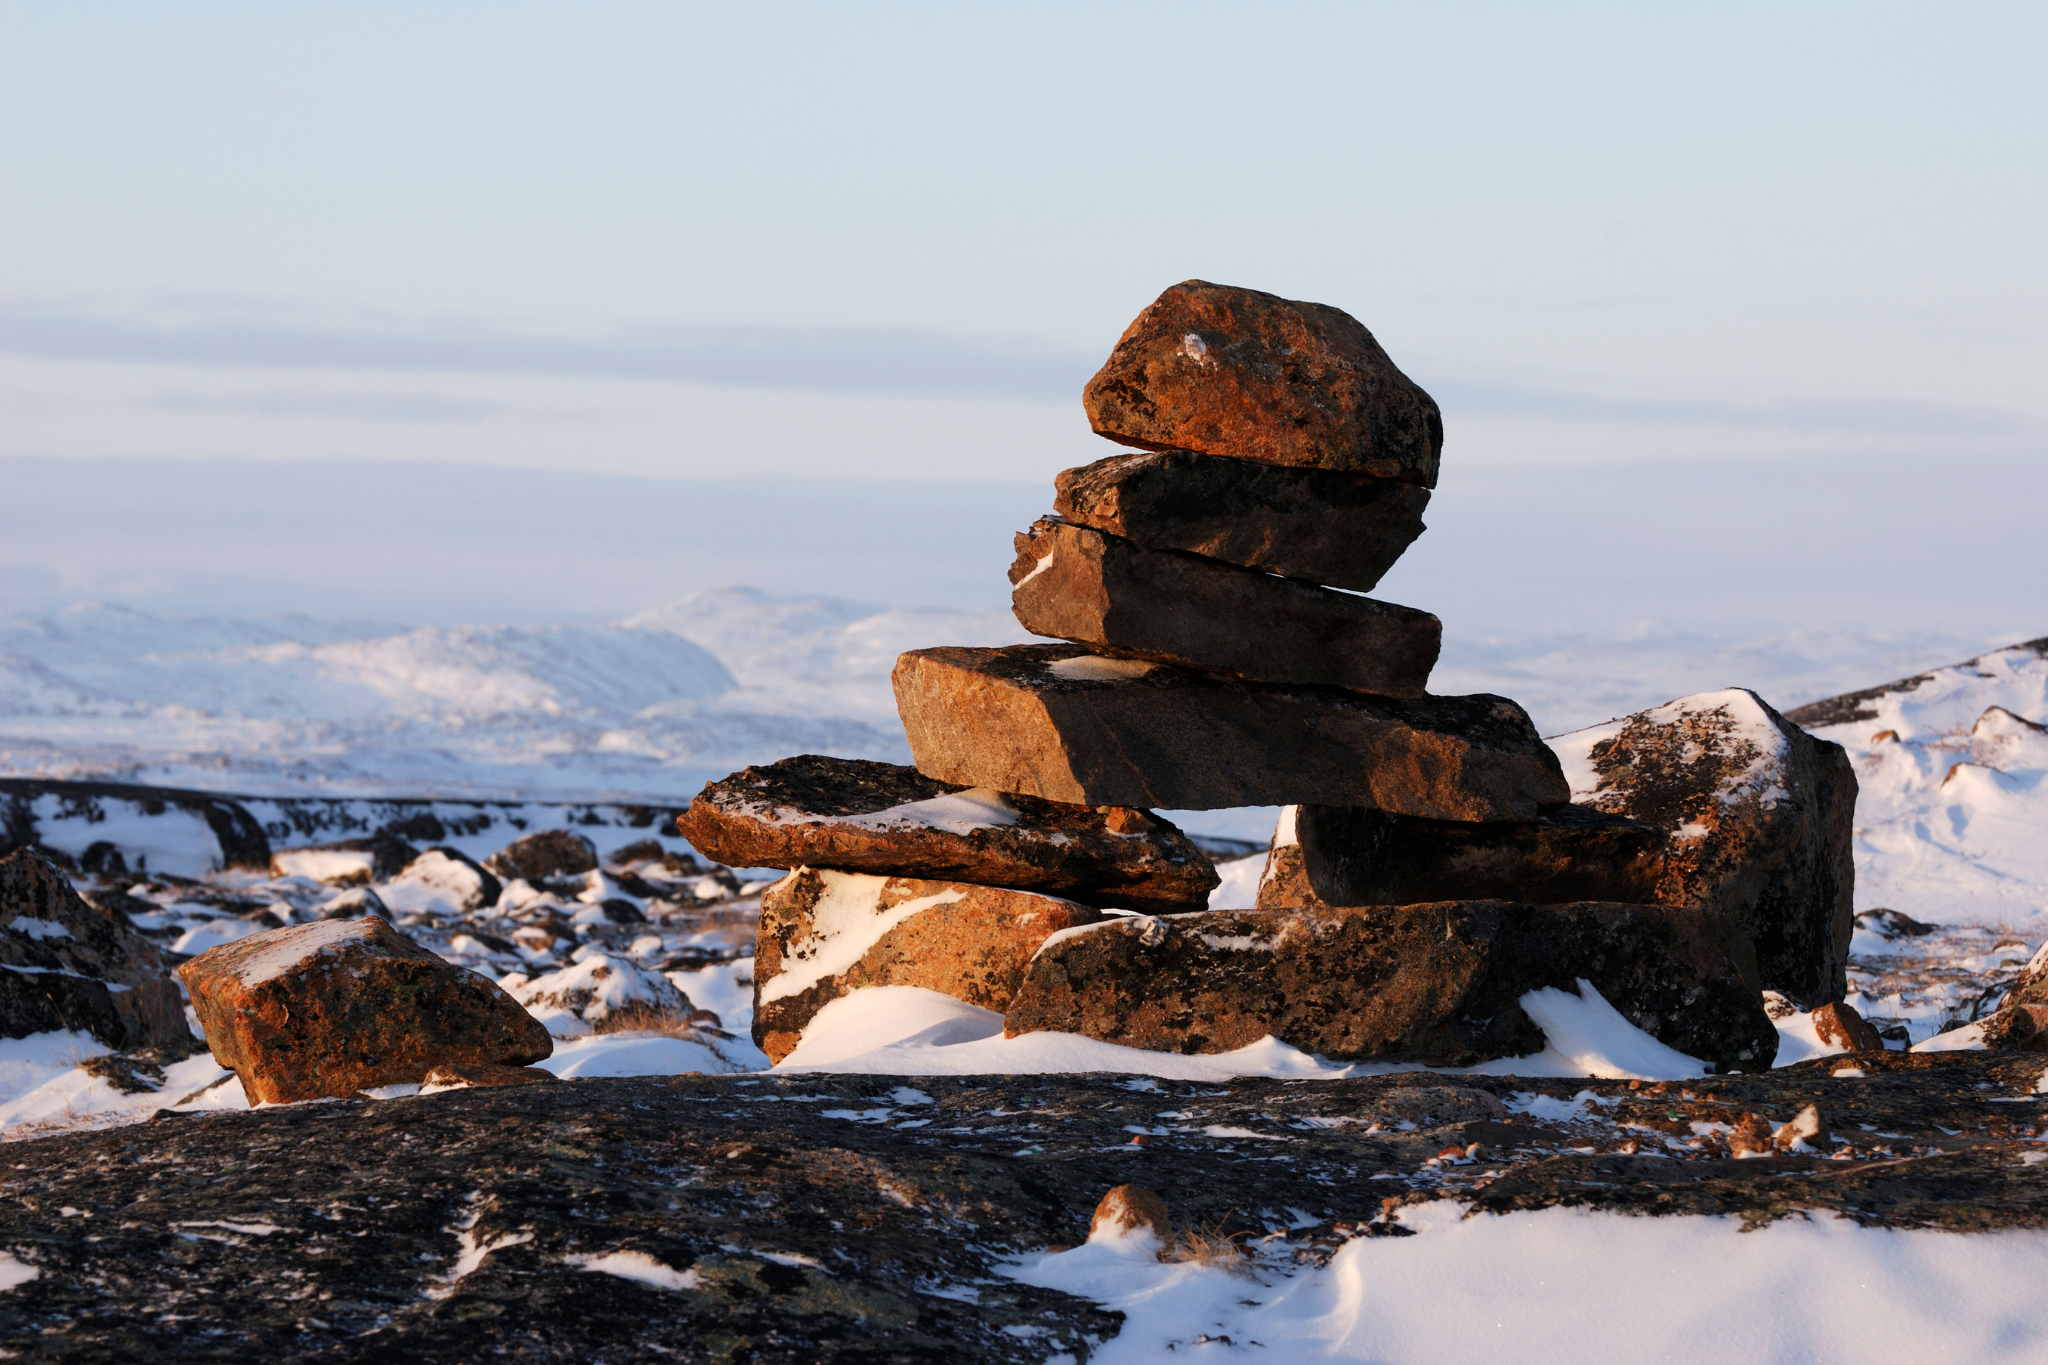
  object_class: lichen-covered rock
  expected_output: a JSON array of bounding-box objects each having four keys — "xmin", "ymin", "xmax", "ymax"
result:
[
  {"xmin": 893, "ymin": 643, "xmax": 1570, "ymax": 818},
  {"xmin": 1082, "ymin": 280, "xmax": 1443, "ymax": 485},
  {"xmin": 0, "ymin": 847, "xmax": 190, "ymax": 1051},
  {"xmin": 1550, "ymin": 688, "xmax": 1858, "ymax": 1006},
  {"xmin": 505, "ymin": 954, "xmax": 691, "ymax": 1038},
  {"xmin": 676, "ymin": 755, "xmax": 1216, "ymax": 915},
  {"xmin": 1980, "ymin": 1003, "xmax": 2048, "ymax": 1053},
  {"xmin": 1256, "ymin": 802, "xmax": 1664, "ymax": 912},
  {"xmin": 1053, "ymin": 448, "xmax": 1430, "ymax": 592},
  {"xmin": 755, "ymin": 869, "xmax": 1100, "ymax": 1064},
  {"xmin": 177, "ymin": 915, "xmax": 550, "ymax": 1103},
  {"xmin": 1004, "ymin": 899, "xmax": 1774, "ymax": 1072},
  {"xmin": 1009, "ymin": 518, "xmax": 1440, "ymax": 696},
  {"xmin": 485, "ymin": 829, "xmax": 599, "ymax": 883}
]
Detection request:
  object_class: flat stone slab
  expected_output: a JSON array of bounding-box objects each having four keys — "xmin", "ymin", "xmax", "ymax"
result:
[
  {"xmin": 892, "ymin": 643, "xmax": 1570, "ymax": 817},
  {"xmin": 1054, "ymin": 448, "xmax": 1430, "ymax": 592},
  {"xmin": 753, "ymin": 869, "xmax": 1099, "ymax": 1063},
  {"xmin": 1083, "ymin": 279, "xmax": 1443, "ymax": 484},
  {"xmin": 676, "ymin": 754, "xmax": 1217, "ymax": 915},
  {"xmin": 1258, "ymin": 802, "xmax": 1665, "ymax": 911},
  {"xmin": 1005, "ymin": 898, "xmax": 1775, "ymax": 1072},
  {"xmin": 1009, "ymin": 518, "xmax": 1440, "ymax": 696}
]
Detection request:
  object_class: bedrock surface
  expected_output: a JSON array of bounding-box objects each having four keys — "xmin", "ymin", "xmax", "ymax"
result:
[{"xmin": 2, "ymin": 1056, "xmax": 2045, "ymax": 1361}]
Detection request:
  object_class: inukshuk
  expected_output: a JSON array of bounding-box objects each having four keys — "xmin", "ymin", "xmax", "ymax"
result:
[{"xmin": 684, "ymin": 280, "xmax": 1780, "ymax": 1072}]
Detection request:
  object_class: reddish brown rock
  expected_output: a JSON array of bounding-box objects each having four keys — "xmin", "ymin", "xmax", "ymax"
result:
[
  {"xmin": 178, "ymin": 915, "xmax": 551, "ymax": 1104},
  {"xmin": 1811, "ymin": 1001, "xmax": 1885, "ymax": 1054},
  {"xmin": 0, "ymin": 847, "xmax": 190, "ymax": 1051},
  {"xmin": 1009, "ymin": 518, "xmax": 1440, "ymax": 696},
  {"xmin": 676, "ymin": 754, "xmax": 1216, "ymax": 916},
  {"xmin": 1053, "ymin": 449, "xmax": 1430, "ymax": 592},
  {"xmin": 2000, "ymin": 944, "xmax": 2048, "ymax": 1010},
  {"xmin": 423, "ymin": 1061, "xmax": 558, "ymax": 1088},
  {"xmin": 1772, "ymin": 1103, "xmax": 1832, "ymax": 1153},
  {"xmin": 1551, "ymin": 688, "xmax": 1858, "ymax": 1006},
  {"xmin": 1981, "ymin": 1004, "xmax": 2048, "ymax": 1053},
  {"xmin": 754, "ymin": 869, "xmax": 1100, "ymax": 1064},
  {"xmin": 893, "ymin": 643, "xmax": 1569, "ymax": 818},
  {"xmin": 1255, "ymin": 803, "xmax": 1664, "ymax": 912},
  {"xmin": 1090, "ymin": 1185, "xmax": 1170, "ymax": 1244},
  {"xmin": 1728, "ymin": 1112, "xmax": 1775, "ymax": 1157},
  {"xmin": 1082, "ymin": 280, "xmax": 1443, "ymax": 485},
  {"xmin": 1003, "ymin": 898, "xmax": 1774, "ymax": 1072}
]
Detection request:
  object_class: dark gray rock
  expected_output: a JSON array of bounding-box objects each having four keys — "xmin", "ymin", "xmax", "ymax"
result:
[
  {"xmin": 1053, "ymin": 448, "xmax": 1431, "ymax": 592},
  {"xmin": 1009, "ymin": 518, "xmax": 1440, "ymax": 696},
  {"xmin": 0, "ymin": 1057, "xmax": 2044, "ymax": 1358},
  {"xmin": 486, "ymin": 829, "xmax": 599, "ymax": 883},
  {"xmin": 677, "ymin": 754, "xmax": 1217, "ymax": 915},
  {"xmin": 1005, "ymin": 898, "xmax": 1774, "ymax": 1073},
  {"xmin": 0, "ymin": 848, "xmax": 191, "ymax": 1051},
  {"xmin": 894, "ymin": 643, "xmax": 1570, "ymax": 818},
  {"xmin": 1083, "ymin": 279, "xmax": 1443, "ymax": 485}
]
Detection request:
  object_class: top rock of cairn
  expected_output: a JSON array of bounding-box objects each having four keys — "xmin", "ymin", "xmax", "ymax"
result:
[{"xmin": 1082, "ymin": 279, "xmax": 1444, "ymax": 487}]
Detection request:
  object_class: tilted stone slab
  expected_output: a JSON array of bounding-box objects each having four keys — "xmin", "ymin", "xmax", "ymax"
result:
[
  {"xmin": 179, "ymin": 915, "xmax": 551, "ymax": 1103},
  {"xmin": 1256, "ymin": 803, "xmax": 1665, "ymax": 912},
  {"xmin": 1005, "ymin": 899, "xmax": 1775, "ymax": 1073},
  {"xmin": 753, "ymin": 868, "xmax": 1100, "ymax": 1064},
  {"xmin": 1, "ymin": 847, "xmax": 190, "ymax": 1051},
  {"xmin": 1082, "ymin": 279, "xmax": 1443, "ymax": 485},
  {"xmin": 892, "ymin": 644, "xmax": 1570, "ymax": 818},
  {"xmin": 1054, "ymin": 449, "xmax": 1430, "ymax": 593},
  {"xmin": 676, "ymin": 754, "xmax": 1216, "ymax": 916},
  {"xmin": 1009, "ymin": 518, "xmax": 1440, "ymax": 697},
  {"xmin": 1551, "ymin": 688, "xmax": 1858, "ymax": 1006}
]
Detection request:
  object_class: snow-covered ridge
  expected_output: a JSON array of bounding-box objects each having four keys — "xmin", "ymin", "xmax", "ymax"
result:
[{"xmin": 0, "ymin": 589, "xmax": 1022, "ymax": 801}]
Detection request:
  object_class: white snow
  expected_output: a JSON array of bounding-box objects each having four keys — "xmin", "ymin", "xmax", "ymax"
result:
[
  {"xmin": 227, "ymin": 917, "xmax": 366, "ymax": 987},
  {"xmin": 1005, "ymin": 1198, "xmax": 2048, "ymax": 1364},
  {"xmin": 1206, "ymin": 854, "xmax": 1265, "ymax": 910},
  {"xmin": 5, "ymin": 918, "xmax": 73, "ymax": 942},
  {"xmin": 0, "ymin": 1253, "xmax": 38, "ymax": 1292},
  {"xmin": 535, "ymin": 1031, "xmax": 763, "ymax": 1078},
  {"xmin": 0, "ymin": 1030, "xmax": 111, "ymax": 1106},
  {"xmin": 772, "ymin": 786, "xmax": 1021, "ymax": 836},
  {"xmin": 773, "ymin": 980, "xmax": 1713, "ymax": 1083},
  {"xmin": 1549, "ymin": 687, "xmax": 1792, "ymax": 810},
  {"xmin": 170, "ymin": 917, "xmax": 267, "ymax": 957},
  {"xmin": 754, "ymin": 871, "xmax": 967, "ymax": 1006},
  {"xmin": 569, "ymin": 1249, "xmax": 702, "ymax": 1291},
  {"xmin": 28, "ymin": 793, "xmax": 224, "ymax": 875},
  {"xmin": 270, "ymin": 848, "xmax": 374, "ymax": 884},
  {"xmin": 1047, "ymin": 655, "xmax": 1156, "ymax": 682}
]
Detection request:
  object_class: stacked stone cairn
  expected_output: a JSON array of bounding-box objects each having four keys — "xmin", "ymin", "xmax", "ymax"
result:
[{"xmin": 685, "ymin": 280, "xmax": 1857, "ymax": 1072}]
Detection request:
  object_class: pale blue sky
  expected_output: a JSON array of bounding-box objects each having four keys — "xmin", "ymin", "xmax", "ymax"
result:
[{"xmin": 1, "ymin": 2, "xmax": 2043, "ymax": 481}]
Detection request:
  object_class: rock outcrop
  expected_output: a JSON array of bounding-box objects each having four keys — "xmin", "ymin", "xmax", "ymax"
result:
[
  {"xmin": 1053, "ymin": 448, "xmax": 1429, "ymax": 592},
  {"xmin": 1082, "ymin": 280, "xmax": 1444, "ymax": 485},
  {"xmin": 0, "ymin": 847, "xmax": 190, "ymax": 1051},
  {"xmin": 1256, "ymin": 802, "xmax": 1665, "ymax": 911},
  {"xmin": 178, "ymin": 916, "xmax": 550, "ymax": 1103},
  {"xmin": 754, "ymin": 869, "xmax": 1100, "ymax": 1063},
  {"xmin": 676, "ymin": 755, "xmax": 1216, "ymax": 915},
  {"xmin": 485, "ymin": 829, "xmax": 599, "ymax": 883},
  {"xmin": 1550, "ymin": 688, "xmax": 1857, "ymax": 1005},
  {"xmin": 1004, "ymin": 899, "xmax": 1774, "ymax": 1072},
  {"xmin": 1008, "ymin": 517, "xmax": 1440, "ymax": 695},
  {"xmin": 895, "ymin": 643, "xmax": 1569, "ymax": 817}
]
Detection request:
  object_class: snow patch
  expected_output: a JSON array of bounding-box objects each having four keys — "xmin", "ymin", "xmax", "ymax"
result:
[
  {"xmin": 756, "ymin": 871, "xmax": 967, "ymax": 1006},
  {"xmin": 1047, "ymin": 655, "xmax": 1156, "ymax": 683},
  {"xmin": 570, "ymin": 1249, "xmax": 703, "ymax": 1291}
]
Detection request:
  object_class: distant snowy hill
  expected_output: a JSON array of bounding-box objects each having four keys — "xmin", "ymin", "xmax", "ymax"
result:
[{"xmin": 0, "ymin": 590, "xmax": 1022, "ymax": 800}]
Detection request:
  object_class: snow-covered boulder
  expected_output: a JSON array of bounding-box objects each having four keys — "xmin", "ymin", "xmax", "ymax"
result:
[
  {"xmin": 0, "ymin": 847, "xmax": 190, "ymax": 1051},
  {"xmin": 1550, "ymin": 688, "xmax": 1857, "ymax": 1006},
  {"xmin": 753, "ymin": 868, "xmax": 1101, "ymax": 1064},
  {"xmin": 381, "ymin": 848, "xmax": 502, "ymax": 916},
  {"xmin": 178, "ymin": 915, "xmax": 551, "ymax": 1103},
  {"xmin": 506, "ymin": 953, "xmax": 690, "ymax": 1038}
]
